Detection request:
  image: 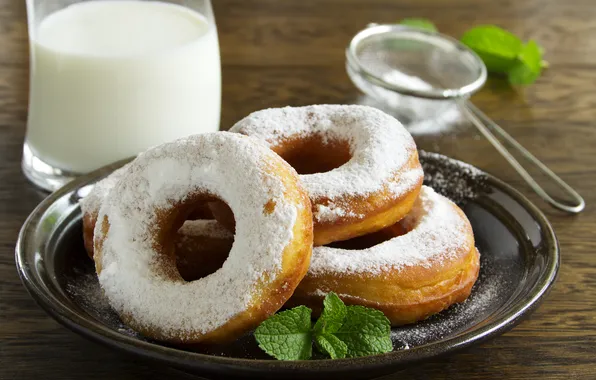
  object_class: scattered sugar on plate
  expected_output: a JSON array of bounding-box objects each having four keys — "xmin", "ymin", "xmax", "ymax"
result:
[
  {"xmin": 391, "ymin": 267, "xmax": 506, "ymax": 349},
  {"xmin": 420, "ymin": 150, "xmax": 489, "ymax": 205},
  {"xmin": 66, "ymin": 268, "xmax": 141, "ymax": 339}
]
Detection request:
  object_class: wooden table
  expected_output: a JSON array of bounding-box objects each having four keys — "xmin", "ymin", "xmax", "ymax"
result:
[{"xmin": 1, "ymin": 0, "xmax": 595, "ymax": 379}]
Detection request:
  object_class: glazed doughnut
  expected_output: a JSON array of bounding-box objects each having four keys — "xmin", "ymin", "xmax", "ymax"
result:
[
  {"xmin": 80, "ymin": 164, "xmax": 214, "ymax": 259},
  {"xmin": 221, "ymin": 104, "xmax": 424, "ymax": 246},
  {"xmin": 94, "ymin": 132, "xmax": 313, "ymax": 344},
  {"xmin": 288, "ymin": 186, "xmax": 480, "ymax": 325}
]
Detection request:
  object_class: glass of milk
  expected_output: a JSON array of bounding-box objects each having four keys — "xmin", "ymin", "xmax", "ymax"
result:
[{"xmin": 23, "ymin": 0, "xmax": 221, "ymax": 191}]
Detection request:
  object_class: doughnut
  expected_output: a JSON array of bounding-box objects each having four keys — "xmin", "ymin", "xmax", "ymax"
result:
[
  {"xmin": 80, "ymin": 164, "xmax": 214, "ymax": 259},
  {"xmin": 80, "ymin": 164, "xmax": 130, "ymax": 259},
  {"xmin": 219, "ymin": 104, "xmax": 424, "ymax": 246},
  {"xmin": 93, "ymin": 132, "xmax": 313, "ymax": 344},
  {"xmin": 287, "ymin": 186, "xmax": 480, "ymax": 325}
]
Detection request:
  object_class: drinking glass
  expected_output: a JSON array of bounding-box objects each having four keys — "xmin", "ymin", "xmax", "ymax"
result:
[{"xmin": 23, "ymin": 0, "xmax": 221, "ymax": 191}]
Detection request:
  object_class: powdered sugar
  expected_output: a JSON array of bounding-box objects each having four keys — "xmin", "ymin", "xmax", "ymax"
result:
[
  {"xmin": 407, "ymin": 105, "xmax": 462, "ymax": 136},
  {"xmin": 387, "ymin": 164, "xmax": 425, "ymax": 196},
  {"xmin": 390, "ymin": 269, "xmax": 502, "ymax": 348},
  {"xmin": 382, "ymin": 70, "xmax": 432, "ymax": 91},
  {"xmin": 421, "ymin": 151, "xmax": 487, "ymax": 205},
  {"xmin": 362, "ymin": 71, "xmax": 464, "ymax": 134},
  {"xmin": 66, "ymin": 269, "xmax": 141, "ymax": 339},
  {"xmin": 95, "ymin": 132, "xmax": 300, "ymax": 341},
  {"xmin": 230, "ymin": 105, "xmax": 423, "ymax": 223},
  {"xmin": 79, "ymin": 163, "xmax": 129, "ymax": 217},
  {"xmin": 314, "ymin": 204, "xmax": 364, "ymax": 223},
  {"xmin": 79, "ymin": 164, "xmax": 232, "ymax": 240},
  {"xmin": 308, "ymin": 186, "xmax": 470, "ymax": 275}
]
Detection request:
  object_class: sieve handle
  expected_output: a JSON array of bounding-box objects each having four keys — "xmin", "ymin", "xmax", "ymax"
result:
[{"xmin": 459, "ymin": 100, "xmax": 585, "ymax": 214}]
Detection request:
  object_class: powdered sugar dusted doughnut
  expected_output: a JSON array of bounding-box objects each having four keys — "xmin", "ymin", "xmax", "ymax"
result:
[
  {"xmin": 94, "ymin": 132, "xmax": 313, "ymax": 344},
  {"xmin": 227, "ymin": 104, "xmax": 424, "ymax": 246},
  {"xmin": 80, "ymin": 164, "xmax": 130, "ymax": 258},
  {"xmin": 80, "ymin": 164, "xmax": 130, "ymax": 222},
  {"xmin": 288, "ymin": 186, "xmax": 480, "ymax": 325}
]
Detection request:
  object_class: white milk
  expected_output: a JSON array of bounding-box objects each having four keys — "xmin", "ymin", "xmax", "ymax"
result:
[{"xmin": 26, "ymin": 1, "xmax": 221, "ymax": 173}]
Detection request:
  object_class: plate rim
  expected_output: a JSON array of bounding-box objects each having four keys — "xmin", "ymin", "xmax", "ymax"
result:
[{"xmin": 15, "ymin": 153, "xmax": 560, "ymax": 375}]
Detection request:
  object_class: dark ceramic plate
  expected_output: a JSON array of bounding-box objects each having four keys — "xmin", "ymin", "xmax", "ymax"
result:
[{"xmin": 16, "ymin": 152, "xmax": 559, "ymax": 380}]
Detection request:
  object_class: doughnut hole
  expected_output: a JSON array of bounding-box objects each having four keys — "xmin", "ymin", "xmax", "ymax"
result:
[
  {"xmin": 327, "ymin": 221, "xmax": 409, "ymax": 250},
  {"xmin": 156, "ymin": 195, "xmax": 234, "ymax": 282},
  {"xmin": 175, "ymin": 228, "xmax": 234, "ymax": 282},
  {"xmin": 208, "ymin": 200, "xmax": 236, "ymax": 233},
  {"xmin": 186, "ymin": 201, "xmax": 215, "ymax": 220},
  {"xmin": 273, "ymin": 134, "xmax": 352, "ymax": 175}
]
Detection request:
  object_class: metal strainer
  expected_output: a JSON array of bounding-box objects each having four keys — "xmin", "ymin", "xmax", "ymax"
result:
[{"xmin": 346, "ymin": 24, "xmax": 585, "ymax": 214}]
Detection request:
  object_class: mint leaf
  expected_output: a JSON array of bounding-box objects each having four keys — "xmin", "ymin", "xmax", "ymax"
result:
[
  {"xmin": 254, "ymin": 306, "xmax": 313, "ymax": 360},
  {"xmin": 461, "ymin": 25, "xmax": 523, "ymax": 73},
  {"xmin": 315, "ymin": 333, "xmax": 348, "ymax": 359},
  {"xmin": 334, "ymin": 306, "xmax": 393, "ymax": 358},
  {"xmin": 508, "ymin": 40, "xmax": 543, "ymax": 85},
  {"xmin": 399, "ymin": 18, "xmax": 437, "ymax": 32},
  {"xmin": 254, "ymin": 295, "xmax": 393, "ymax": 360},
  {"xmin": 313, "ymin": 292, "xmax": 347, "ymax": 334}
]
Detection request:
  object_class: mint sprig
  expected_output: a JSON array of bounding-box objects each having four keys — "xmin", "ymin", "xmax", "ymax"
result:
[
  {"xmin": 507, "ymin": 40, "xmax": 542, "ymax": 85},
  {"xmin": 460, "ymin": 25, "xmax": 523, "ymax": 73},
  {"xmin": 315, "ymin": 333, "xmax": 348, "ymax": 359},
  {"xmin": 461, "ymin": 25, "xmax": 544, "ymax": 85},
  {"xmin": 254, "ymin": 292, "xmax": 393, "ymax": 360},
  {"xmin": 254, "ymin": 306, "xmax": 313, "ymax": 360},
  {"xmin": 313, "ymin": 292, "xmax": 346, "ymax": 334},
  {"xmin": 334, "ymin": 306, "xmax": 393, "ymax": 357},
  {"xmin": 397, "ymin": 19, "xmax": 546, "ymax": 85}
]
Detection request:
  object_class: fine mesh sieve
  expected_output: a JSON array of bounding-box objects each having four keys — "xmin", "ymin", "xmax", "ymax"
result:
[
  {"xmin": 346, "ymin": 24, "xmax": 584, "ymax": 214},
  {"xmin": 347, "ymin": 24, "xmax": 485, "ymax": 100}
]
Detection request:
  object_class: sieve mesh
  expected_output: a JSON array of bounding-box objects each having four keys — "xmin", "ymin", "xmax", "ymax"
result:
[{"xmin": 346, "ymin": 25, "xmax": 486, "ymax": 99}]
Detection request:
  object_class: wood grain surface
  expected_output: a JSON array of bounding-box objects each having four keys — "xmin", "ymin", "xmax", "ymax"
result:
[{"xmin": 1, "ymin": 0, "xmax": 596, "ymax": 379}]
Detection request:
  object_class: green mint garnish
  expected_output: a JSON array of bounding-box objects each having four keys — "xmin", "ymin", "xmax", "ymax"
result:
[
  {"xmin": 254, "ymin": 306, "xmax": 313, "ymax": 360},
  {"xmin": 334, "ymin": 306, "xmax": 393, "ymax": 358},
  {"xmin": 460, "ymin": 25, "xmax": 523, "ymax": 73},
  {"xmin": 460, "ymin": 25, "xmax": 545, "ymax": 85},
  {"xmin": 313, "ymin": 291, "xmax": 347, "ymax": 334},
  {"xmin": 507, "ymin": 40, "xmax": 543, "ymax": 85},
  {"xmin": 255, "ymin": 292, "xmax": 393, "ymax": 360},
  {"xmin": 315, "ymin": 333, "xmax": 348, "ymax": 359},
  {"xmin": 398, "ymin": 18, "xmax": 437, "ymax": 32}
]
